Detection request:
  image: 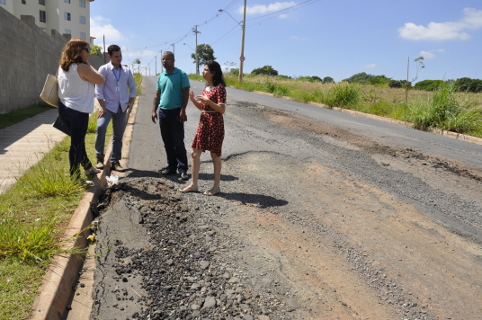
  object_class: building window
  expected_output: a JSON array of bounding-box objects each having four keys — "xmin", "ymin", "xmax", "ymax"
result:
[
  {"xmin": 79, "ymin": 0, "xmax": 86, "ymax": 8},
  {"xmin": 64, "ymin": 12, "xmax": 71, "ymax": 21},
  {"xmin": 39, "ymin": 10, "xmax": 46, "ymax": 23},
  {"xmin": 64, "ymin": 29, "xmax": 71, "ymax": 34},
  {"xmin": 80, "ymin": 32, "xmax": 86, "ymax": 40},
  {"xmin": 0, "ymin": 0, "xmax": 6, "ymax": 5},
  {"xmin": 39, "ymin": 0, "xmax": 45, "ymax": 5},
  {"xmin": 64, "ymin": 0, "xmax": 70, "ymax": 3},
  {"xmin": 79, "ymin": 15, "xmax": 86, "ymax": 24}
]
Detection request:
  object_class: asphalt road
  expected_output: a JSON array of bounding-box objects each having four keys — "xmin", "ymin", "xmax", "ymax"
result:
[
  {"xmin": 86, "ymin": 76, "xmax": 481, "ymax": 320},
  {"xmin": 124, "ymin": 76, "xmax": 482, "ymax": 241},
  {"xmin": 132, "ymin": 76, "xmax": 482, "ymax": 168}
]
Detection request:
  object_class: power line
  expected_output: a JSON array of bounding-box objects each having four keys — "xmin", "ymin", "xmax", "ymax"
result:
[
  {"xmin": 209, "ymin": 0, "xmax": 321, "ymax": 46},
  {"xmin": 247, "ymin": 0, "xmax": 321, "ymax": 22},
  {"xmin": 128, "ymin": 0, "xmax": 322, "ymax": 69}
]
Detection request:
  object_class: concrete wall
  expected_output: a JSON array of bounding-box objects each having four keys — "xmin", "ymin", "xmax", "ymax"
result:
[{"xmin": 0, "ymin": 7, "xmax": 104, "ymax": 114}]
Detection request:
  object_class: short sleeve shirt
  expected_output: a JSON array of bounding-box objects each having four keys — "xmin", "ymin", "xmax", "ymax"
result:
[{"xmin": 156, "ymin": 68, "xmax": 190, "ymax": 110}]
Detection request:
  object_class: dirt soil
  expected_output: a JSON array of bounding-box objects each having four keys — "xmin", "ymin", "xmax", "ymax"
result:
[{"xmin": 89, "ymin": 102, "xmax": 482, "ymax": 320}]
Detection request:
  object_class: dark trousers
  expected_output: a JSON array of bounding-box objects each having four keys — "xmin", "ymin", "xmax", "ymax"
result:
[
  {"xmin": 58, "ymin": 101, "xmax": 93, "ymax": 179},
  {"xmin": 158, "ymin": 108, "xmax": 188, "ymax": 173}
]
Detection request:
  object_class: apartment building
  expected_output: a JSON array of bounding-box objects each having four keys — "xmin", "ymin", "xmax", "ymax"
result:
[{"xmin": 0, "ymin": 0, "xmax": 94, "ymax": 42}]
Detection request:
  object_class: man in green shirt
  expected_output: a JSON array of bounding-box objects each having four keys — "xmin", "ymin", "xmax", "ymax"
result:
[{"xmin": 151, "ymin": 51, "xmax": 190, "ymax": 180}]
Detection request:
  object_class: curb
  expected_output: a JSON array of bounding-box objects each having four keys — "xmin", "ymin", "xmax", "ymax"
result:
[{"xmin": 29, "ymin": 98, "xmax": 139, "ymax": 320}]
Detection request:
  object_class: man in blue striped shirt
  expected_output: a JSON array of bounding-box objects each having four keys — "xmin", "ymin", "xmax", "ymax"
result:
[{"xmin": 95, "ymin": 44, "xmax": 136, "ymax": 171}]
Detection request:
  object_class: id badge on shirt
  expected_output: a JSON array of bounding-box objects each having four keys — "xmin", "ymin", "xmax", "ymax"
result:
[{"xmin": 115, "ymin": 84, "xmax": 120, "ymax": 92}]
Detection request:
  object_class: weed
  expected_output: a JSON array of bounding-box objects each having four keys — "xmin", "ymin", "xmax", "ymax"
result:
[
  {"xmin": 324, "ymin": 82, "xmax": 360, "ymax": 108},
  {"xmin": 405, "ymin": 84, "xmax": 482, "ymax": 134},
  {"xmin": 17, "ymin": 161, "xmax": 84, "ymax": 198}
]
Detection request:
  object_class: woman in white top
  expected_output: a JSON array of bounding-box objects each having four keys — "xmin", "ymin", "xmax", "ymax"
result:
[{"xmin": 57, "ymin": 38, "xmax": 104, "ymax": 184}]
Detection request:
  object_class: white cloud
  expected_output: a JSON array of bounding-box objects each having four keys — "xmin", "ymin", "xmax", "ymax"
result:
[
  {"xmin": 420, "ymin": 51, "xmax": 436, "ymax": 59},
  {"xmin": 398, "ymin": 8, "xmax": 482, "ymax": 41},
  {"xmin": 242, "ymin": 2, "xmax": 296, "ymax": 15},
  {"xmin": 123, "ymin": 50, "xmax": 157, "ymax": 59},
  {"xmin": 461, "ymin": 7, "xmax": 482, "ymax": 29},
  {"xmin": 90, "ymin": 16, "xmax": 125, "ymax": 46},
  {"xmin": 419, "ymin": 48, "xmax": 445, "ymax": 59},
  {"xmin": 365, "ymin": 64, "xmax": 377, "ymax": 68}
]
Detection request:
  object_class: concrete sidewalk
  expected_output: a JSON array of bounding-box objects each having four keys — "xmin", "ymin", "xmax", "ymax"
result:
[{"xmin": 0, "ymin": 108, "xmax": 68, "ymax": 194}]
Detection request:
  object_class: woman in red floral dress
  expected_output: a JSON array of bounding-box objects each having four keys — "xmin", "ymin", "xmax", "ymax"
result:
[{"xmin": 180, "ymin": 61, "xmax": 226, "ymax": 195}]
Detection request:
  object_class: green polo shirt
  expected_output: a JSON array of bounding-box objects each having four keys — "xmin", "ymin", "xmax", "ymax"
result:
[{"xmin": 156, "ymin": 68, "xmax": 190, "ymax": 110}]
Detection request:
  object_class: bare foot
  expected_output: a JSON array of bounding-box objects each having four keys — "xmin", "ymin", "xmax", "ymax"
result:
[
  {"xmin": 179, "ymin": 184, "xmax": 199, "ymax": 193},
  {"xmin": 204, "ymin": 187, "xmax": 220, "ymax": 196}
]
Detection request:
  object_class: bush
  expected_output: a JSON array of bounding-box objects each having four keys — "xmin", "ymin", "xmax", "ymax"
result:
[
  {"xmin": 297, "ymin": 76, "xmax": 323, "ymax": 82},
  {"xmin": 454, "ymin": 77, "xmax": 482, "ymax": 93},
  {"xmin": 251, "ymin": 65, "xmax": 278, "ymax": 76},
  {"xmin": 413, "ymin": 80, "xmax": 447, "ymax": 91},
  {"xmin": 389, "ymin": 80, "xmax": 411, "ymax": 89},
  {"xmin": 406, "ymin": 84, "xmax": 482, "ymax": 133},
  {"xmin": 324, "ymin": 82, "xmax": 360, "ymax": 108}
]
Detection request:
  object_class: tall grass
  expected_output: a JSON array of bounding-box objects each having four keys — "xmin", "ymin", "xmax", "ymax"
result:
[
  {"xmin": 324, "ymin": 82, "xmax": 360, "ymax": 108},
  {"xmin": 0, "ymin": 212, "xmax": 59, "ymax": 262},
  {"xmin": 405, "ymin": 84, "xmax": 482, "ymax": 134}
]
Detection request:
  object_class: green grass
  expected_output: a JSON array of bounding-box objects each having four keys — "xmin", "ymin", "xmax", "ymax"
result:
[
  {"xmin": 0, "ymin": 75, "xmax": 143, "ymax": 320},
  {"xmin": 191, "ymin": 73, "xmax": 482, "ymax": 138},
  {"xmin": 405, "ymin": 84, "xmax": 482, "ymax": 133},
  {"xmin": 0, "ymin": 260, "xmax": 46, "ymax": 320},
  {"xmin": 0, "ymin": 103, "xmax": 54, "ymax": 130}
]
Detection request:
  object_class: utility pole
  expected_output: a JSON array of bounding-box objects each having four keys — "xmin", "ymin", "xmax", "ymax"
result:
[
  {"xmin": 193, "ymin": 25, "xmax": 201, "ymax": 75},
  {"xmin": 160, "ymin": 50, "xmax": 163, "ymax": 74},
  {"xmin": 239, "ymin": 0, "xmax": 247, "ymax": 83},
  {"xmin": 103, "ymin": 35, "xmax": 106, "ymax": 63},
  {"xmin": 171, "ymin": 43, "xmax": 175, "ymax": 56}
]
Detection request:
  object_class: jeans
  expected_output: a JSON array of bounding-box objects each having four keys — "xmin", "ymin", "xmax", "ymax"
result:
[
  {"xmin": 158, "ymin": 108, "xmax": 188, "ymax": 173},
  {"xmin": 58, "ymin": 101, "xmax": 93, "ymax": 180},
  {"xmin": 95, "ymin": 107, "xmax": 127, "ymax": 163}
]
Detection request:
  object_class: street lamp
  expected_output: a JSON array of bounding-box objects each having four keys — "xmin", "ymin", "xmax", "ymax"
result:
[{"xmin": 218, "ymin": 0, "xmax": 247, "ymax": 83}]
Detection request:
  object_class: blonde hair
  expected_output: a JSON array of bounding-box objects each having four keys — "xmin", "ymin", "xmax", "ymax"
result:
[{"xmin": 59, "ymin": 38, "xmax": 89, "ymax": 71}]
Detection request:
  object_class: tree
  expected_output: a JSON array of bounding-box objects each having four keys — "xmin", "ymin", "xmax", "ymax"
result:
[
  {"xmin": 413, "ymin": 80, "xmax": 446, "ymax": 91},
  {"xmin": 90, "ymin": 44, "xmax": 102, "ymax": 57},
  {"xmin": 323, "ymin": 76, "xmax": 334, "ymax": 84},
  {"xmin": 389, "ymin": 80, "xmax": 410, "ymax": 89},
  {"xmin": 369, "ymin": 75, "xmax": 391, "ymax": 86},
  {"xmin": 251, "ymin": 65, "xmax": 278, "ymax": 76},
  {"xmin": 133, "ymin": 58, "xmax": 141, "ymax": 74},
  {"xmin": 191, "ymin": 44, "xmax": 216, "ymax": 73},
  {"xmin": 343, "ymin": 72, "xmax": 373, "ymax": 84},
  {"xmin": 454, "ymin": 77, "xmax": 482, "ymax": 93}
]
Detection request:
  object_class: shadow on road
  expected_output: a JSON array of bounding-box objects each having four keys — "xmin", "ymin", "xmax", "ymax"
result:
[{"xmin": 219, "ymin": 192, "xmax": 288, "ymax": 209}]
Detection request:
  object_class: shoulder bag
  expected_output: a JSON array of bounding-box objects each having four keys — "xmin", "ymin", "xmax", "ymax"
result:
[{"xmin": 40, "ymin": 72, "xmax": 59, "ymax": 107}]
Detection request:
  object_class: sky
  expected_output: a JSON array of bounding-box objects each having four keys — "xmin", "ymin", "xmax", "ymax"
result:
[{"xmin": 90, "ymin": 0, "xmax": 482, "ymax": 83}]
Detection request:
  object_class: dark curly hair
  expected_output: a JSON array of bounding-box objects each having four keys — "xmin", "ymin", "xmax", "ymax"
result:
[{"xmin": 205, "ymin": 60, "xmax": 225, "ymax": 87}]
